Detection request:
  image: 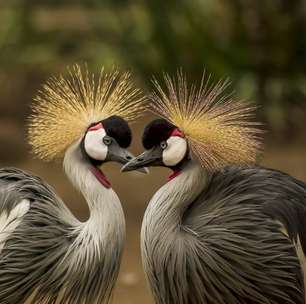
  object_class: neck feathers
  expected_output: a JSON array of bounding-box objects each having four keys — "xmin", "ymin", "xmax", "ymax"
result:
[
  {"xmin": 142, "ymin": 161, "xmax": 207, "ymax": 237},
  {"xmin": 61, "ymin": 141, "xmax": 125, "ymax": 303},
  {"xmin": 141, "ymin": 161, "xmax": 207, "ymax": 304},
  {"xmin": 63, "ymin": 140, "xmax": 125, "ymax": 246}
]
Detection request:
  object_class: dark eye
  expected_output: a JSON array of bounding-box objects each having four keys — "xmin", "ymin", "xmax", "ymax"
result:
[
  {"xmin": 103, "ymin": 136, "xmax": 112, "ymax": 146},
  {"xmin": 160, "ymin": 141, "xmax": 168, "ymax": 150}
]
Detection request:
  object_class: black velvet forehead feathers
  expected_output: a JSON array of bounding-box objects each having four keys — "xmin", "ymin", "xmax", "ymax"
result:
[
  {"xmin": 142, "ymin": 118, "xmax": 176, "ymax": 149},
  {"xmin": 101, "ymin": 115, "xmax": 132, "ymax": 148}
]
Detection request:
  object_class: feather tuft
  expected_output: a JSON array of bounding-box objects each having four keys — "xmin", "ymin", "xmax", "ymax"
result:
[
  {"xmin": 150, "ymin": 70, "xmax": 263, "ymax": 171},
  {"xmin": 28, "ymin": 64, "xmax": 145, "ymax": 161}
]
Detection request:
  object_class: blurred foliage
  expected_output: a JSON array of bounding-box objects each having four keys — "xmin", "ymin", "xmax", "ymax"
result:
[{"xmin": 0, "ymin": 0, "xmax": 306, "ymax": 142}]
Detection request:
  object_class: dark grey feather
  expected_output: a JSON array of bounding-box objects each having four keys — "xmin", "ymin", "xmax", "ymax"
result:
[
  {"xmin": 0, "ymin": 168, "xmax": 119, "ymax": 304},
  {"xmin": 144, "ymin": 165, "xmax": 306, "ymax": 304}
]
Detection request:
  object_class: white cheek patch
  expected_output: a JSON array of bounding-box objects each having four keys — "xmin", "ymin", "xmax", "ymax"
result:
[
  {"xmin": 163, "ymin": 136, "xmax": 187, "ymax": 166},
  {"xmin": 84, "ymin": 128, "xmax": 108, "ymax": 161}
]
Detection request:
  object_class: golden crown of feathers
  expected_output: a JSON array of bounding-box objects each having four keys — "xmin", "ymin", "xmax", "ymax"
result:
[
  {"xmin": 150, "ymin": 71, "xmax": 263, "ymax": 171},
  {"xmin": 28, "ymin": 65, "xmax": 145, "ymax": 161}
]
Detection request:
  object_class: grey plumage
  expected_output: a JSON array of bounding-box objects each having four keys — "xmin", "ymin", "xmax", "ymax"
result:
[
  {"xmin": 0, "ymin": 167, "xmax": 123, "ymax": 304},
  {"xmin": 2, "ymin": 65, "xmax": 145, "ymax": 304},
  {"xmin": 141, "ymin": 161, "xmax": 306, "ymax": 304},
  {"xmin": 121, "ymin": 75, "xmax": 305, "ymax": 303},
  {"xmin": 0, "ymin": 168, "xmax": 72, "ymax": 303},
  {"xmin": 0, "ymin": 135, "xmax": 126, "ymax": 304}
]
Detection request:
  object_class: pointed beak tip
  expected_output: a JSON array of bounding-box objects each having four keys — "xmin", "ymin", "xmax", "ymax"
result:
[
  {"xmin": 120, "ymin": 163, "xmax": 149, "ymax": 174},
  {"xmin": 120, "ymin": 149, "xmax": 157, "ymax": 174},
  {"xmin": 120, "ymin": 166, "xmax": 129, "ymax": 173},
  {"xmin": 120, "ymin": 162, "xmax": 134, "ymax": 173},
  {"xmin": 141, "ymin": 167, "xmax": 150, "ymax": 174}
]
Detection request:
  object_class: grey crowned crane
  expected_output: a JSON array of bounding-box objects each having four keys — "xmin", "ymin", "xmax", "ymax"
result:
[
  {"xmin": 122, "ymin": 72, "xmax": 306, "ymax": 304},
  {"xmin": 0, "ymin": 65, "xmax": 145, "ymax": 304}
]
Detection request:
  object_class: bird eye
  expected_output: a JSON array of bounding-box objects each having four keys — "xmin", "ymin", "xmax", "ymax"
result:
[
  {"xmin": 160, "ymin": 141, "xmax": 168, "ymax": 150},
  {"xmin": 103, "ymin": 136, "xmax": 112, "ymax": 146}
]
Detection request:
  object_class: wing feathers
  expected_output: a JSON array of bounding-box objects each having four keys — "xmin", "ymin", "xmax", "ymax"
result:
[{"xmin": 0, "ymin": 199, "xmax": 30, "ymax": 251}]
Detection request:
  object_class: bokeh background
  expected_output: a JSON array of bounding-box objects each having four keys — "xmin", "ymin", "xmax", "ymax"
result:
[{"xmin": 0, "ymin": 1, "xmax": 306, "ymax": 303}]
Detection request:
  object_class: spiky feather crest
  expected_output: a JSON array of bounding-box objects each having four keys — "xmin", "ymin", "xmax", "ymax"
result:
[
  {"xmin": 28, "ymin": 65, "xmax": 145, "ymax": 161},
  {"xmin": 150, "ymin": 71, "xmax": 262, "ymax": 171}
]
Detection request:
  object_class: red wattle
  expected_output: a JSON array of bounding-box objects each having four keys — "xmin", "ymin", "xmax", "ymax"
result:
[
  {"xmin": 90, "ymin": 166, "xmax": 111, "ymax": 188},
  {"xmin": 168, "ymin": 169, "xmax": 181, "ymax": 181}
]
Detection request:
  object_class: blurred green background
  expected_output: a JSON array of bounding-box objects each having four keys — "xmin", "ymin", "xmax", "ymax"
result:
[{"xmin": 0, "ymin": 1, "xmax": 306, "ymax": 303}]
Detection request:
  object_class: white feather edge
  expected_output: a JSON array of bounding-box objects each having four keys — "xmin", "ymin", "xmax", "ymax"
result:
[{"xmin": 0, "ymin": 199, "xmax": 30, "ymax": 251}]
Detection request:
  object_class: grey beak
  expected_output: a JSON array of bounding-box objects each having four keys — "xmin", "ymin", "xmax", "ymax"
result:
[
  {"xmin": 121, "ymin": 149, "xmax": 159, "ymax": 173},
  {"xmin": 119, "ymin": 150, "xmax": 149, "ymax": 174},
  {"xmin": 107, "ymin": 145, "xmax": 148, "ymax": 174}
]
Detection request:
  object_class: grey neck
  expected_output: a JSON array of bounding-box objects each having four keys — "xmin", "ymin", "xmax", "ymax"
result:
[
  {"xmin": 142, "ymin": 161, "xmax": 207, "ymax": 237},
  {"xmin": 50, "ymin": 140, "xmax": 126, "ymax": 304},
  {"xmin": 63, "ymin": 141, "xmax": 125, "ymax": 257}
]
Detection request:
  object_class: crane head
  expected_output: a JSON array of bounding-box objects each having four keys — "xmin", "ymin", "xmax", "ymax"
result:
[
  {"xmin": 124, "ymin": 70, "xmax": 263, "ymax": 173},
  {"xmin": 81, "ymin": 115, "xmax": 147, "ymax": 188},
  {"xmin": 122, "ymin": 118, "xmax": 188, "ymax": 178},
  {"xmin": 83, "ymin": 115, "xmax": 132, "ymax": 164},
  {"xmin": 28, "ymin": 64, "xmax": 146, "ymax": 162}
]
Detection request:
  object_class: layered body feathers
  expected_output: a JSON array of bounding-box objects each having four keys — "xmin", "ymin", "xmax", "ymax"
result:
[
  {"xmin": 142, "ymin": 162, "xmax": 306, "ymax": 304},
  {"xmin": 0, "ymin": 65, "xmax": 144, "ymax": 303},
  {"xmin": 122, "ymin": 71, "xmax": 306, "ymax": 303},
  {"xmin": 0, "ymin": 164, "xmax": 124, "ymax": 304}
]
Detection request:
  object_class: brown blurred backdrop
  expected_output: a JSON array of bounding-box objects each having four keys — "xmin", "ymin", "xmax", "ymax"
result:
[{"xmin": 0, "ymin": 1, "xmax": 306, "ymax": 303}]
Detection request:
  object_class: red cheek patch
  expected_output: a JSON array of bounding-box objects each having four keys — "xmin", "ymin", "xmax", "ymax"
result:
[
  {"xmin": 88, "ymin": 122, "xmax": 103, "ymax": 131},
  {"xmin": 170, "ymin": 128, "xmax": 184, "ymax": 138}
]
